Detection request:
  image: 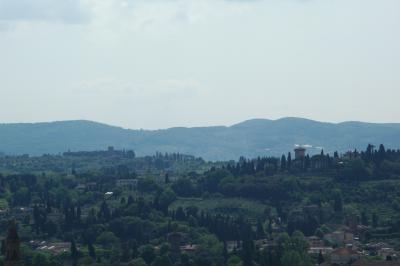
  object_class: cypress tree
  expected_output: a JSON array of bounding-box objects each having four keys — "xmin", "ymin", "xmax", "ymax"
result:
[
  {"xmin": 127, "ymin": 195, "xmax": 134, "ymax": 205},
  {"xmin": 256, "ymin": 220, "xmax": 266, "ymax": 239},
  {"xmin": 131, "ymin": 239, "xmax": 139, "ymax": 259},
  {"xmin": 334, "ymin": 151, "xmax": 339, "ymax": 159},
  {"xmin": 361, "ymin": 211, "xmax": 369, "ymax": 226},
  {"xmin": 366, "ymin": 144, "xmax": 374, "ymax": 161},
  {"xmin": 334, "ymin": 193, "xmax": 343, "ymax": 213},
  {"xmin": 70, "ymin": 239, "xmax": 79, "ymax": 266},
  {"xmin": 305, "ymin": 155, "xmax": 311, "ymax": 170},
  {"xmin": 242, "ymin": 240, "xmax": 254, "ymax": 266},
  {"xmin": 77, "ymin": 205, "xmax": 81, "ymax": 221},
  {"xmin": 318, "ymin": 250, "xmax": 324, "ymax": 264},
  {"xmin": 281, "ymin": 155, "xmax": 287, "ymax": 171},
  {"xmin": 372, "ymin": 212, "xmax": 379, "ymax": 228},
  {"xmin": 223, "ymin": 241, "xmax": 228, "ymax": 264},
  {"xmin": 378, "ymin": 144, "xmax": 386, "ymax": 162},
  {"xmin": 0, "ymin": 239, "xmax": 5, "ymax": 255},
  {"xmin": 121, "ymin": 242, "xmax": 131, "ymax": 262},
  {"xmin": 165, "ymin": 173, "xmax": 170, "ymax": 184},
  {"xmin": 88, "ymin": 242, "xmax": 96, "ymax": 259}
]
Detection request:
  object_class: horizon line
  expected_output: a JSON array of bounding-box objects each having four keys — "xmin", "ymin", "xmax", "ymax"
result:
[{"xmin": 1, "ymin": 116, "xmax": 400, "ymax": 131}]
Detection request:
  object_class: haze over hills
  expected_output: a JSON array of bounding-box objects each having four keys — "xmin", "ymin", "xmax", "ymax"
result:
[{"xmin": 1, "ymin": 117, "xmax": 400, "ymax": 161}]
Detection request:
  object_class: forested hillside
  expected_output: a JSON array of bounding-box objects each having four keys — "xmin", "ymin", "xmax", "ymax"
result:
[
  {"xmin": 1, "ymin": 118, "xmax": 400, "ymax": 160},
  {"xmin": 1, "ymin": 144, "xmax": 400, "ymax": 265}
]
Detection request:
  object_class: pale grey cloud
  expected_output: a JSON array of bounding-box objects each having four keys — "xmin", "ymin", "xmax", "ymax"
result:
[
  {"xmin": 0, "ymin": 0, "xmax": 89, "ymax": 24},
  {"xmin": 0, "ymin": 0, "xmax": 399, "ymax": 129},
  {"xmin": 0, "ymin": 0, "xmax": 261, "ymax": 30}
]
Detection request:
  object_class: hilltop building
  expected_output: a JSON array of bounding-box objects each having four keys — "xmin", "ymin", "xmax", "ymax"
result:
[
  {"xmin": 294, "ymin": 147, "xmax": 306, "ymax": 160},
  {"xmin": 330, "ymin": 247, "xmax": 359, "ymax": 265},
  {"xmin": 116, "ymin": 179, "xmax": 138, "ymax": 190}
]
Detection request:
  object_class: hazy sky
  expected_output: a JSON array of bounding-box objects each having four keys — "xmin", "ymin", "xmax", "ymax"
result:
[{"xmin": 0, "ymin": 0, "xmax": 399, "ymax": 129}]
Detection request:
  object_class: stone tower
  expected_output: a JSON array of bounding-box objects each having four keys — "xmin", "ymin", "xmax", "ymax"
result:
[
  {"xmin": 5, "ymin": 220, "xmax": 21, "ymax": 266},
  {"xmin": 294, "ymin": 147, "xmax": 306, "ymax": 160}
]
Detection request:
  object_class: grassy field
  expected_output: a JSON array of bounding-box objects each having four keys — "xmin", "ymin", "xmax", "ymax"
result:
[{"xmin": 170, "ymin": 197, "xmax": 269, "ymax": 218}]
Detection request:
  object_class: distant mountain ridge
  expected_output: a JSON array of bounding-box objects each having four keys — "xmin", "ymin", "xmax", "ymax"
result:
[{"xmin": 1, "ymin": 118, "xmax": 400, "ymax": 161}]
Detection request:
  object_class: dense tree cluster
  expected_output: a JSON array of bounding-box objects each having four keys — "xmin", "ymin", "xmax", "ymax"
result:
[{"xmin": 0, "ymin": 145, "xmax": 400, "ymax": 265}]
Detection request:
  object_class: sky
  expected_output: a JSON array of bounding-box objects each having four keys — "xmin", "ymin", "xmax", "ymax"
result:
[{"xmin": 0, "ymin": 0, "xmax": 399, "ymax": 129}]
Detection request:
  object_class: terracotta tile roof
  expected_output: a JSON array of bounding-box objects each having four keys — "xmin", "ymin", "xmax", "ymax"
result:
[
  {"xmin": 351, "ymin": 259, "xmax": 400, "ymax": 266},
  {"xmin": 332, "ymin": 248, "xmax": 358, "ymax": 256}
]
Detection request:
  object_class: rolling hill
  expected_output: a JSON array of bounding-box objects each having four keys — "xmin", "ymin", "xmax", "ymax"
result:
[{"xmin": 1, "ymin": 118, "xmax": 400, "ymax": 160}]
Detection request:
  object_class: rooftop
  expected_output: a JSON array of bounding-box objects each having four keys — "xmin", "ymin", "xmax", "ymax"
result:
[
  {"xmin": 331, "ymin": 248, "xmax": 358, "ymax": 256},
  {"xmin": 351, "ymin": 259, "xmax": 400, "ymax": 266}
]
